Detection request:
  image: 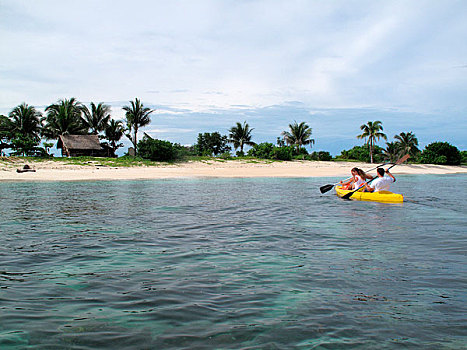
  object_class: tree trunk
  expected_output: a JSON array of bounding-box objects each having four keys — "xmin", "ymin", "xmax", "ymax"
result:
[{"xmin": 133, "ymin": 128, "xmax": 138, "ymax": 154}]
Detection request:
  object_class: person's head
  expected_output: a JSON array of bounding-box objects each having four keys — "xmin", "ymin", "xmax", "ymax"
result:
[
  {"xmin": 377, "ymin": 168, "xmax": 385, "ymax": 176},
  {"xmin": 351, "ymin": 167, "xmax": 358, "ymax": 176},
  {"xmin": 356, "ymin": 168, "xmax": 366, "ymax": 178}
]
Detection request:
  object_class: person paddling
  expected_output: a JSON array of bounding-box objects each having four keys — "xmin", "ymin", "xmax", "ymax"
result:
[
  {"xmin": 356, "ymin": 168, "xmax": 373, "ymax": 183},
  {"xmin": 340, "ymin": 168, "xmax": 372, "ymax": 190},
  {"xmin": 363, "ymin": 167, "xmax": 396, "ymax": 192},
  {"xmin": 339, "ymin": 168, "xmax": 358, "ymax": 190}
]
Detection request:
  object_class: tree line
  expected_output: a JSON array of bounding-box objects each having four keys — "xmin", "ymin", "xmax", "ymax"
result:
[
  {"xmin": 0, "ymin": 97, "xmax": 163, "ymax": 157},
  {"xmin": 0, "ymin": 98, "xmax": 465, "ymax": 164},
  {"xmin": 339, "ymin": 120, "xmax": 465, "ymax": 165}
]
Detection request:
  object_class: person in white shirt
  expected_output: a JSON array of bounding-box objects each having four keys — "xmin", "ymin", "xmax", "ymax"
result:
[
  {"xmin": 364, "ymin": 167, "xmax": 396, "ymax": 192},
  {"xmin": 339, "ymin": 167, "xmax": 359, "ymax": 190},
  {"xmin": 340, "ymin": 168, "xmax": 372, "ymax": 190}
]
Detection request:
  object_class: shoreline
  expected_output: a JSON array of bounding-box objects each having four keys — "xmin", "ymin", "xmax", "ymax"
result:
[{"xmin": 1, "ymin": 159, "xmax": 466, "ymax": 182}]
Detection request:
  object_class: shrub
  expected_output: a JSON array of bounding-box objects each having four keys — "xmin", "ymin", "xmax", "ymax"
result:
[
  {"xmin": 460, "ymin": 150, "xmax": 467, "ymax": 164},
  {"xmin": 248, "ymin": 142, "xmax": 275, "ymax": 158},
  {"xmin": 173, "ymin": 143, "xmax": 195, "ymax": 159},
  {"xmin": 272, "ymin": 146, "xmax": 293, "ymax": 160},
  {"xmin": 137, "ymin": 136, "xmax": 176, "ymax": 161},
  {"xmin": 10, "ymin": 135, "xmax": 42, "ymax": 156},
  {"xmin": 247, "ymin": 142, "xmax": 294, "ymax": 160},
  {"xmin": 307, "ymin": 151, "xmax": 332, "ymax": 161},
  {"xmin": 194, "ymin": 132, "xmax": 231, "ymax": 156},
  {"xmin": 338, "ymin": 145, "xmax": 383, "ymax": 163},
  {"xmin": 220, "ymin": 152, "xmax": 233, "ymax": 159},
  {"xmin": 420, "ymin": 142, "xmax": 461, "ymax": 165}
]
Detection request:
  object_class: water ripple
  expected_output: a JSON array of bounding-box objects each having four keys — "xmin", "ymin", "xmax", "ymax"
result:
[{"xmin": 0, "ymin": 176, "xmax": 466, "ymax": 349}]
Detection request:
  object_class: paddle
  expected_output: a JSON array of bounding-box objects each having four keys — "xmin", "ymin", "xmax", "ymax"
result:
[
  {"xmin": 319, "ymin": 162, "xmax": 390, "ymax": 194},
  {"xmin": 341, "ymin": 154, "xmax": 410, "ymax": 200}
]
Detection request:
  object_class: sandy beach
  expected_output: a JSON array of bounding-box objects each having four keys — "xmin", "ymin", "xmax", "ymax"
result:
[{"xmin": 1, "ymin": 158, "xmax": 466, "ymax": 182}]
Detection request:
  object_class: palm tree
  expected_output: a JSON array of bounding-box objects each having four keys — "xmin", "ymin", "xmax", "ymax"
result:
[
  {"xmin": 123, "ymin": 98, "xmax": 154, "ymax": 153},
  {"xmin": 8, "ymin": 103, "xmax": 42, "ymax": 141},
  {"xmin": 282, "ymin": 121, "xmax": 315, "ymax": 153},
  {"xmin": 384, "ymin": 141, "xmax": 400, "ymax": 163},
  {"xmin": 82, "ymin": 102, "xmax": 111, "ymax": 134},
  {"xmin": 228, "ymin": 121, "xmax": 256, "ymax": 155},
  {"xmin": 357, "ymin": 120, "xmax": 387, "ymax": 163},
  {"xmin": 394, "ymin": 131, "xmax": 419, "ymax": 158},
  {"xmin": 42, "ymin": 98, "xmax": 88, "ymax": 139},
  {"xmin": 43, "ymin": 142, "xmax": 54, "ymax": 156},
  {"xmin": 0, "ymin": 114, "xmax": 13, "ymax": 155},
  {"xmin": 104, "ymin": 119, "xmax": 125, "ymax": 156}
]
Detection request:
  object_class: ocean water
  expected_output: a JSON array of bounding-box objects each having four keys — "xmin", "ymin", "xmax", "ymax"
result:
[{"xmin": 0, "ymin": 175, "xmax": 466, "ymax": 349}]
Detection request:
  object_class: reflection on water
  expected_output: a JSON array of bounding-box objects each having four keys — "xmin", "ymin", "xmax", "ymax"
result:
[{"xmin": 0, "ymin": 175, "xmax": 466, "ymax": 349}]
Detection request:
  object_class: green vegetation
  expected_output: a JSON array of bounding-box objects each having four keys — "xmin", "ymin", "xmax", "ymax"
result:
[
  {"xmin": 194, "ymin": 132, "xmax": 231, "ymax": 156},
  {"xmin": 383, "ymin": 142, "xmax": 400, "ymax": 163},
  {"xmin": 337, "ymin": 145, "xmax": 384, "ymax": 163},
  {"xmin": 5, "ymin": 103, "xmax": 44, "ymax": 156},
  {"xmin": 102, "ymin": 119, "xmax": 125, "ymax": 157},
  {"xmin": 123, "ymin": 98, "xmax": 154, "ymax": 153},
  {"xmin": 383, "ymin": 131, "xmax": 421, "ymax": 162},
  {"xmin": 247, "ymin": 142, "xmax": 295, "ymax": 160},
  {"xmin": 1, "ymin": 98, "xmax": 128, "ymax": 157},
  {"xmin": 137, "ymin": 135, "xmax": 178, "ymax": 161},
  {"xmin": 0, "ymin": 155, "xmax": 158, "ymax": 167},
  {"xmin": 82, "ymin": 102, "xmax": 111, "ymax": 135},
  {"xmin": 357, "ymin": 120, "xmax": 387, "ymax": 163},
  {"xmin": 43, "ymin": 98, "xmax": 88, "ymax": 138},
  {"xmin": 394, "ymin": 132, "xmax": 420, "ymax": 158},
  {"xmin": 420, "ymin": 142, "xmax": 461, "ymax": 165},
  {"xmin": 1, "ymin": 99, "xmax": 465, "ymax": 166},
  {"xmin": 247, "ymin": 142, "xmax": 274, "ymax": 159},
  {"xmin": 307, "ymin": 151, "xmax": 332, "ymax": 161},
  {"xmin": 461, "ymin": 151, "xmax": 467, "ymax": 165},
  {"xmin": 228, "ymin": 121, "xmax": 255, "ymax": 156},
  {"xmin": 282, "ymin": 121, "xmax": 314, "ymax": 153}
]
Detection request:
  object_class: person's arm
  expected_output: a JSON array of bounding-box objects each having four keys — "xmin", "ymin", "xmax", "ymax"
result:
[
  {"xmin": 386, "ymin": 169, "xmax": 396, "ymax": 182},
  {"xmin": 364, "ymin": 182, "xmax": 374, "ymax": 192},
  {"xmin": 340, "ymin": 178, "xmax": 353, "ymax": 185}
]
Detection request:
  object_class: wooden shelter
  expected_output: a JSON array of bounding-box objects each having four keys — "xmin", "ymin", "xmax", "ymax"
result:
[{"xmin": 57, "ymin": 135, "xmax": 105, "ymax": 157}]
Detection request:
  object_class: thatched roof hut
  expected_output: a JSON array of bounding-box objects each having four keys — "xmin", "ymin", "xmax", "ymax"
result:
[{"xmin": 57, "ymin": 135, "xmax": 105, "ymax": 157}]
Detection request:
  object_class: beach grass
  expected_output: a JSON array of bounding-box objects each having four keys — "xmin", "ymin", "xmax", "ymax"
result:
[{"xmin": 1, "ymin": 155, "xmax": 307, "ymax": 168}]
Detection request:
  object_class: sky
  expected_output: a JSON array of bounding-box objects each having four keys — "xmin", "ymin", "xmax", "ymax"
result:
[{"xmin": 1, "ymin": 0, "xmax": 466, "ymax": 155}]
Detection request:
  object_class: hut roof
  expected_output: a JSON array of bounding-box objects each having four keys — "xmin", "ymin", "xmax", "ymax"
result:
[{"xmin": 57, "ymin": 134, "xmax": 103, "ymax": 150}]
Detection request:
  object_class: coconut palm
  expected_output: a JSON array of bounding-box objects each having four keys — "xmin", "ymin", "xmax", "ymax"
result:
[
  {"xmin": 384, "ymin": 141, "xmax": 400, "ymax": 163},
  {"xmin": 42, "ymin": 98, "xmax": 88, "ymax": 139},
  {"xmin": 228, "ymin": 121, "xmax": 256, "ymax": 155},
  {"xmin": 104, "ymin": 119, "xmax": 125, "ymax": 156},
  {"xmin": 0, "ymin": 114, "xmax": 12, "ymax": 154},
  {"xmin": 394, "ymin": 131, "xmax": 419, "ymax": 158},
  {"xmin": 282, "ymin": 121, "xmax": 315, "ymax": 152},
  {"xmin": 8, "ymin": 103, "xmax": 42, "ymax": 141},
  {"xmin": 357, "ymin": 120, "xmax": 387, "ymax": 163},
  {"xmin": 7, "ymin": 103, "xmax": 43, "ymax": 155},
  {"xmin": 82, "ymin": 102, "xmax": 111, "ymax": 134},
  {"xmin": 123, "ymin": 98, "xmax": 154, "ymax": 153}
]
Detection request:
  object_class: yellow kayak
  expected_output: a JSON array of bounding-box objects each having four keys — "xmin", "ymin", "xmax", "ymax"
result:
[{"xmin": 335, "ymin": 185, "xmax": 403, "ymax": 203}]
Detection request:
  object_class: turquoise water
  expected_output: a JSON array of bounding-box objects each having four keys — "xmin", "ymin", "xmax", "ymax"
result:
[{"xmin": 0, "ymin": 175, "xmax": 466, "ymax": 349}]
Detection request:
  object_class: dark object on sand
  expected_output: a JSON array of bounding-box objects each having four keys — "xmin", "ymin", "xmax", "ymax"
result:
[{"xmin": 17, "ymin": 165, "xmax": 36, "ymax": 173}]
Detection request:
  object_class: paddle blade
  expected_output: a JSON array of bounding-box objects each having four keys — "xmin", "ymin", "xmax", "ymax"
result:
[
  {"xmin": 342, "ymin": 190, "xmax": 356, "ymax": 200},
  {"xmin": 320, "ymin": 184, "xmax": 334, "ymax": 194},
  {"xmin": 395, "ymin": 154, "xmax": 410, "ymax": 165}
]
